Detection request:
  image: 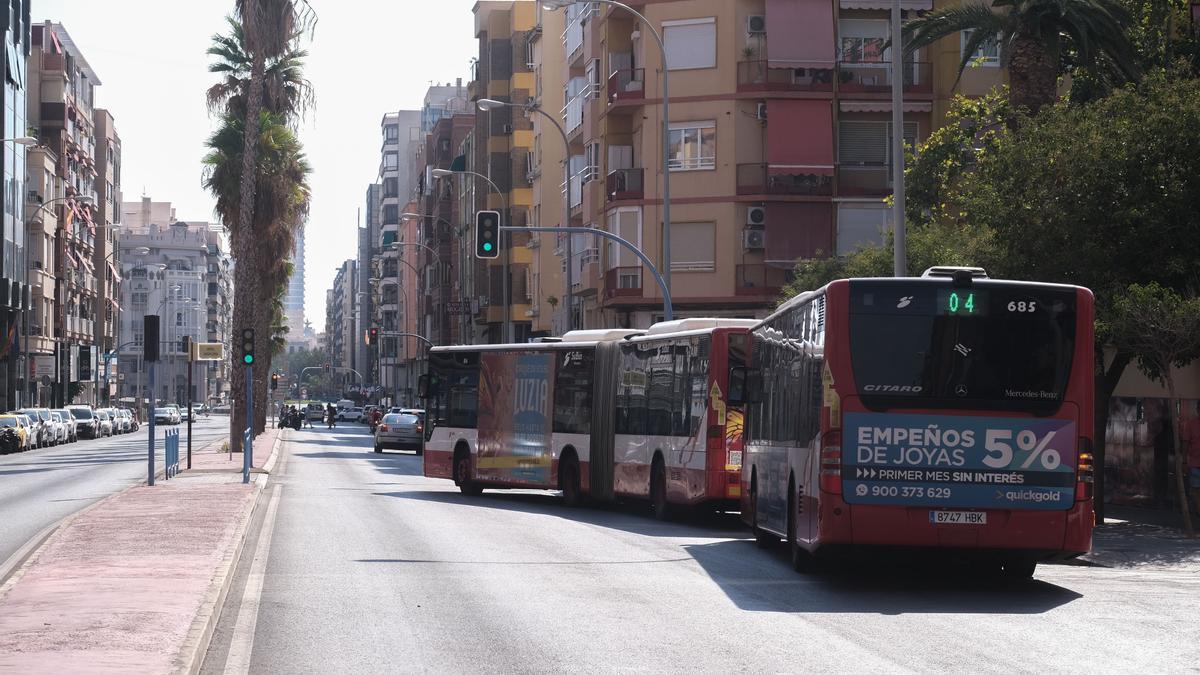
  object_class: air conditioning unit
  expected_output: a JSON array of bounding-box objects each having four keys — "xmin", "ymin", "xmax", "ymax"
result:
[
  {"xmin": 755, "ymin": 102, "xmax": 768, "ymax": 121},
  {"xmin": 746, "ymin": 205, "xmax": 767, "ymax": 226},
  {"xmin": 747, "ymin": 15, "xmax": 766, "ymax": 35},
  {"xmin": 743, "ymin": 228, "xmax": 766, "ymax": 250}
]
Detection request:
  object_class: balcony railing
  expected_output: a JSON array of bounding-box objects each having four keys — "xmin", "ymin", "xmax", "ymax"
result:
[
  {"xmin": 836, "ymin": 61, "xmax": 933, "ymax": 94},
  {"xmin": 737, "ymin": 61, "xmax": 836, "ymax": 92},
  {"xmin": 837, "ymin": 164, "xmax": 893, "ymax": 196},
  {"xmin": 605, "ymin": 266, "xmax": 642, "ymax": 298},
  {"xmin": 607, "ymin": 68, "xmax": 645, "ymax": 103},
  {"xmin": 606, "ymin": 168, "xmax": 644, "ymax": 202},
  {"xmin": 736, "ymin": 264, "xmax": 792, "ymax": 296},
  {"xmin": 736, "ymin": 164, "xmax": 833, "ymax": 196}
]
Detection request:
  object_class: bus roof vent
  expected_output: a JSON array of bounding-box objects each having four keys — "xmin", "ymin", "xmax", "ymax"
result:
[
  {"xmin": 560, "ymin": 329, "xmax": 645, "ymax": 343},
  {"xmin": 530, "ymin": 337, "xmax": 563, "ymax": 343},
  {"xmin": 645, "ymin": 318, "xmax": 760, "ymax": 336},
  {"xmin": 921, "ymin": 266, "xmax": 988, "ymax": 282}
]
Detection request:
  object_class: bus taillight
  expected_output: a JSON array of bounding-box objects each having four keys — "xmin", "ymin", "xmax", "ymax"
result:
[
  {"xmin": 1076, "ymin": 437, "xmax": 1094, "ymax": 501},
  {"xmin": 819, "ymin": 436, "xmax": 842, "ymax": 494}
]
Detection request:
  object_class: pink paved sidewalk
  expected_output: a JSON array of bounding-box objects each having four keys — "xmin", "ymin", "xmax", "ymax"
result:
[
  {"xmin": 189, "ymin": 426, "xmax": 280, "ymax": 472},
  {"xmin": 0, "ymin": 477, "xmax": 257, "ymax": 674}
]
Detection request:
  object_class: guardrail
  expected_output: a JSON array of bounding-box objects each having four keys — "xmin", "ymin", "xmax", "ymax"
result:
[{"xmin": 164, "ymin": 428, "xmax": 180, "ymax": 478}]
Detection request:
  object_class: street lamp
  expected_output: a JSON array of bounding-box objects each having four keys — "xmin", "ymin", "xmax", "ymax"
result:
[
  {"xmin": 1, "ymin": 137, "xmax": 37, "ymax": 146},
  {"xmin": 540, "ymin": 0, "xmax": 672, "ymax": 301},
  {"xmin": 477, "ymin": 97, "xmax": 579, "ymax": 332},
  {"xmin": 431, "ymin": 168, "xmax": 512, "ymax": 342}
]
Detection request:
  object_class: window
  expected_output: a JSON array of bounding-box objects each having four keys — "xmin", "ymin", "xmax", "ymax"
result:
[
  {"xmin": 133, "ymin": 328, "xmax": 144, "ymax": 346},
  {"xmin": 584, "ymin": 142, "xmax": 600, "ymax": 184},
  {"xmin": 961, "ymin": 30, "xmax": 1000, "ymax": 66},
  {"xmin": 383, "ymin": 178, "xmax": 398, "ymax": 197},
  {"xmin": 384, "ymin": 125, "xmax": 399, "ymax": 142},
  {"xmin": 837, "ymin": 204, "xmax": 892, "ymax": 255},
  {"xmin": 839, "ymin": 19, "xmax": 888, "ymax": 63},
  {"xmin": 837, "ymin": 121, "xmax": 918, "ymax": 165},
  {"xmin": 585, "ymin": 58, "xmax": 601, "ymax": 98},
  {"xmin": 669, "ymin": 222, "xmax": 715, "ymax": 272},
  {"xmin": 663, "ymin": 18, "xmax": 717, "ymax": 70},
  {"xmin": 668, "ymin": 121, "xmax": 716, "ymax": 171},
  {"xmin": 176, "ymin": 312, "xmax": 183, "ymax": 327},
  {"xmin": 382, "ymin": 204, "xmax": 399, "ymax": 224},
  {"xmin": 606, "ymin": 207, "xmax": 641, "ymax": 270},
  {"xmin": 383, "ymin": 153, "xmax": 398, "ymax": 169},
  {"xmin": 553, "ymin": 349, "xmax": 594, "ymax": 434},
  {"xmin": 132, "ymin": 292, "xmax": 148, "ymax": 306}
]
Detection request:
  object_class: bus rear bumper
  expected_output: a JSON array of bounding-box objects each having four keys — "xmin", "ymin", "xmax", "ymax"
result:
[{"xmin": 816, "ymin": 496, "xmax": 1093, "ymax": 559}]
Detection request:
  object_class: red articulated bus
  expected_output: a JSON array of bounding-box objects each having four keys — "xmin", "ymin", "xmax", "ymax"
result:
[
  {"xmin": 422, "ymin": 319, "xmax": 757, "ymax": 516},
  {"xmin": 737, "ymin": 268, "xmax": 1095, "ymax": 578}
]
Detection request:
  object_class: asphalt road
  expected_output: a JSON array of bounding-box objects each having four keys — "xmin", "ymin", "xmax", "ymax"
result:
[
  {"xmin": 204, "ymin": 426, "xmax": 1200, "ymax": 673},
  {"xmin": 0, "ymin": 416, "xmax": 230, "ymax": 565}
]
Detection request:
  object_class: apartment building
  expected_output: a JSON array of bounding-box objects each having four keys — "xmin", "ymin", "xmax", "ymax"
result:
[
  {"xmin": 284, "ymin": 225, "xmax": 306, "ymax": 347},
  {"xmin": 204, "ymin": 227, "xmax": 233, "ymax": 404},
  {"xmin": 27, "ymin": 22, "xmax": 108, "ymax": 405},
  {"xmin": 548, "ymin": 0, "xmax": 970, "ymax": 327},
  {"xmin": 0, "ymin": 0, "xmax": 31, "ymax": 410},
  {"xmin": 375, "ymin": 198, "xmax": 420, "ymax": 405},
  {"xmin": 23, "ymin": 146, "xmax": 59, "ymax": 407},
  {"xmin": 116, "ymin": 199, "xmax": 216, "ymax": 407},
  {"xmin": 325, "ymin": 259, "xmax": 357, "ymax": 377},
  {"xmin": 92, "ymin": 108, "xmax": 121, "ymax": 403},
  {"xmin": 355, "ymin": 184, "xmax": 380, "ymax": 380},
  {"xmin": 467, "ymin": 1, "xmax": 537, "ymax": 343},
  {"xmin": 375, "ymin": 110, "xmax": 419, "ymax": 404}
]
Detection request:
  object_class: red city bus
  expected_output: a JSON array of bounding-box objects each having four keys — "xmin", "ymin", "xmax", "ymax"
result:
[
  {"xmin": 422, "ymin": 319, "xmax": 756, "ymax": 516},
  {"xmin": 737, "ymin": 268, "xmax": 1095, "ymax": 578}
]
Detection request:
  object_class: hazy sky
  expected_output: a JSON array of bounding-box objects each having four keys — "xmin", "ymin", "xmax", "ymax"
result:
[{"xmin": 33, "ymin": 0, "xmax": 480, "ymax": 327}]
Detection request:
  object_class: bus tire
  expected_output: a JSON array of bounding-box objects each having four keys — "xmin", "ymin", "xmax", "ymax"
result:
[
  {"xmin": 650, "ymin": 458, "xmax": 670, "ymax": 521},
  {"xmin": 1001, "ymin": 557, "xmax": 1036, "ymax": 580},
  {"xmin": 749, "ymin": 472, "xmax": 775, "ymax": 548},
  {"xmin": 454, "ymin": 446, "xmax": 482, "ymax": 496},
  {"xmin": 560, "ymin": 452, "xmax": 582, "ymax": 507},
  {"xmin": 788, "ymin": 477, "xmax": 817, "ymax": 573}
]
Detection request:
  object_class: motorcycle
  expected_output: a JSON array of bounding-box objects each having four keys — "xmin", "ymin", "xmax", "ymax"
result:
[
  {"xmin": 0, "ymin": 427, "xmax": 21, "ymax": 454},
  {"xmin": 289, "ymin": 410, "xmax": 303, "ymax": 430}
]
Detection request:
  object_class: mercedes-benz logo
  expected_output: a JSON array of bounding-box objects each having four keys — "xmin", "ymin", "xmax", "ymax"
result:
[{"xmin": 955, "ymin": 385, "xmax": 968, "ymax": 397}]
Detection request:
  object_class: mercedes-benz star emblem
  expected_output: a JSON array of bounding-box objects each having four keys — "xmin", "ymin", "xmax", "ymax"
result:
[{"xmin": 955, "ymin": 385, "xmax": 968, "ymax": 397}]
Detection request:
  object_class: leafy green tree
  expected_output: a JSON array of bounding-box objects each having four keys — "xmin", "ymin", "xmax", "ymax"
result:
[
  {"xmin": 902, "ymin": 0, "xmax": 1140, "ymax": 113},
  {"xmin": 1105, "ymin": 284, "xmax": 1200, "ymax": 534}
]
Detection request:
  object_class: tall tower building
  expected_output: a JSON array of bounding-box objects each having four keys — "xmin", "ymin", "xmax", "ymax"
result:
[{"xmin": 284, "ymin": 225, "xmax": 306, "ymax": 344}]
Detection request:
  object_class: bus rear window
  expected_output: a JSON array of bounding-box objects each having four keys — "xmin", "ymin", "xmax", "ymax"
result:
[{"xmin": 848, "ymin": 281, "xmax": 1077, "ymax": 414}]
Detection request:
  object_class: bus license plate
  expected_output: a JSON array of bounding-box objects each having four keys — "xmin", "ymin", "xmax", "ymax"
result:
[{"xmin": 929, "ymin": 510, "xmax": 986, "ymax": 525}]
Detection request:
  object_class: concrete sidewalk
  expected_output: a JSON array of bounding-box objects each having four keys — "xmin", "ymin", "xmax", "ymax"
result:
[
  {"xmin": 1083, "ymin": 505, "xmax": 1200, "ymax": 570},
  {"xmin": 0, "ymin": 428, "xmax": 282, "ymax": 674}
]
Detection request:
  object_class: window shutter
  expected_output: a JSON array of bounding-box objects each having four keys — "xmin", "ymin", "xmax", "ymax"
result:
[{"xmin": 838, "ymin": 121, "xmax": 887, "ymax": 165}]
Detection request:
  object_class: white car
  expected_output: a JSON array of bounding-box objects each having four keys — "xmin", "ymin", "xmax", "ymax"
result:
[
  {"xmin": 336, "ymin": 407, "xmax": 364, "ymax": 422},
  {"xmin": 48, "ymin": 411, "xmax": 68, "ymax": 444},
  {"xmin": 95, "ymin": 409, "xmax": 114, "ymax": 437},
  {"xmin": 53, "ymin": 408, "xmax": 78, "ymax": 442}
]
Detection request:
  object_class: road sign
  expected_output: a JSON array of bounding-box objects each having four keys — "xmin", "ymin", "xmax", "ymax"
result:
[
  {"xmin": 33, "ymin": 354, "xmax": 55, "ymax": 378},
  {"xmin": 193, "ymin": 342, "xmax": 224, "ymax": 361},
  {"xmin": 445, "ymin": 301, "xmax": 473, "ymax": 314}
]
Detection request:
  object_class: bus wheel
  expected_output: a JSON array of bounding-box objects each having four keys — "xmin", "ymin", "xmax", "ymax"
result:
[
  {"xmin": 1001, "ymin": 557, "xmax": 1036, "ymax": 580},
  {"xmin": 650, "ymin": 460, "xmax": 670, "ymax": 521},
  {"xmin": 455, "ymin": 452, "xmax": 482, "ymax": 497},
  {"xmin": 560, "ymin": 455, "xmax": 582, "ymax": 507}
]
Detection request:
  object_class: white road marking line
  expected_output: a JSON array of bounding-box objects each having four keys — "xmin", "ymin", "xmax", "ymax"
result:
[{"xmin": 223, "ymin": 483, "xmax": 283, "ymax": 674}]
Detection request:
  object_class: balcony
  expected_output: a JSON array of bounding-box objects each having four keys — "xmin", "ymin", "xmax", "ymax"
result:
[
  {"xmin": 606, "ymin": 168, "xmax": 644, "ymax": 202},
  {"xmin": 737, "ymin": 61, "xmax": 836, "ymax": 93},
  {"xmin": 836, "ymin": 62, "xmax": 933, "ymax": 95},
  {"xmin": 736, "ymin": 264, "xmax": 791, "ymax": 296},
  {"xmin": 607, "ymin": 68, "xmax": 645, "ymax": 104},
  {"xmin": 562, "ymin": 90, "xmax": 587, "ymax": 134},
  {"xmin": 605, "ymin": 267, "xmax": 642, "ymax": 298},
  {"xmin": 737, "ymin": 164, "xmax": 833, "ymax": 196},
  {"xmin": 837, "ymin": 164, "xmax": 892, "ymax": 196}
]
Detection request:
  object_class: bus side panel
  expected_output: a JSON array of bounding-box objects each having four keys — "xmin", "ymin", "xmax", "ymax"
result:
[
  {"xmin": 424, "ymin": 427, "xmax": 470, "ymax": 480},
  {"xmin": 475, "ymin": 352, "xmax": 557, "ymax": 488}
]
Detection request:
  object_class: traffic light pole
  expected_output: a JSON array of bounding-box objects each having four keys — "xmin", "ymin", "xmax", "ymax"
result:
[
  {"xmin": 500, "ymin": 226, "xmax": 673, "ymax": 322},
  {"xmin": 186, "ymin": 343, "xmax": 193, "ymax": 470},
  {"xmin": 147, "ymin": 362, "xmax": 156, "ymax": 486},
  {"xmin": 243, "ymin": 363, "xmax": 252, "ymax": 485}
]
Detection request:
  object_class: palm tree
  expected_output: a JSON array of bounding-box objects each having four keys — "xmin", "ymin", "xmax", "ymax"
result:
[
  {"xmin": 206, "ymin": 16, "xmax": 314, "ymax": 123},
  {"xmin": 223, "ymin": 0, "xmax": 313, "ymax": 450},
  {"xmin": 902, "ymin": 0, "xmax": 1139, "ymax": 113}
]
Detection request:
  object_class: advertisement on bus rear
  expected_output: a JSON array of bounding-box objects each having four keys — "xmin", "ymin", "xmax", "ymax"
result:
[
  {"xmin": 476, "ymin": 352, "xmax": 554, "ymax": 484},
  {"xmin": 843, "ymin": 412, "xmax": 1077, "ymax": 510}
]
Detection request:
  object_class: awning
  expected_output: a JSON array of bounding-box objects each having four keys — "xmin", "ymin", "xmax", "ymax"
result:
[
  {"xmin": 63, "ymin": 247, "xmax": 79, "ymax": 269},
  {"xmin": 78, "ymin": 253, "xmax": 94, "ymax": 272},
  {"xmin": 768, "ymin": 100, "xmax": 834, "ymax": 171},
  {"xmin": 839, "ymin": 101, "xmax": 933, "ymax": 113},
  {"xmin": 839, "ymin": 0, "xmax": 931, "ymax": 9},
  {"xmin": 767, "ymin": 0, "xmax": 835, "ymax": 65}
]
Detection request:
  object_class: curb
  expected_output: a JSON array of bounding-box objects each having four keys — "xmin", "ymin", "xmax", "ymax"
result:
[
  {"xmin": 177, "ymin": 478, "xmax": 265, "ymax": 675},
  {"xmin": 176, "ymin": 429, "xmax": 284, "ymax": 675}
]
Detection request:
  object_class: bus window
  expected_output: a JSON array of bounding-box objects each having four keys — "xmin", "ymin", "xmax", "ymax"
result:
[
  {"xmin": 429, "ymin": 351, "xmax": 480, "ymax": 428},
  {"xmin": 553, "ymin": 349, "xmax": 594, "ymax": 434}
]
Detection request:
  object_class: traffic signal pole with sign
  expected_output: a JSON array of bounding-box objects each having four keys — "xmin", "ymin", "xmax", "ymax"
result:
[
  {"xmin": 240, "ymin": 328, "xmax": 254, "ymax": 484},
  {"xmin": 144, "ymin": 315, "xmax": 160, "ymax": 486}
]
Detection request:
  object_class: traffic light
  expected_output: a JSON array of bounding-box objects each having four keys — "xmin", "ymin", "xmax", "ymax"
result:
[
  {"xmin": 271, "ymin": 373, "xmax": 279, "ymax": 390},
  {"xmin": 367, "ymin": 326, "xmax": 379, "ymax": 346},
  {"xmin": 475, "ymin": 210, "xmax": 501, "ymax": 259},
  {"xmin": 144, "ymin": 315, "xmax": 160, "ymax": 362},
  {"xmin": 240, "ymin": 328, "xmax": 255, "ymax": 365}
]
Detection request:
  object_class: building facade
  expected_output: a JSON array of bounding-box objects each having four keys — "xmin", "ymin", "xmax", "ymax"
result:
[
  {"xmin": 283, "ymin": 224, "xmax": 306, "ymax": 343},
  {"xmin": 92, "ymin": 108, "xmax": 121, "ymax": 403},
  {"xmin": 323, "ymin": 258, "xmax": 357, "ymax": 393},
  {"xmin": 0, "ymin": 0, "xmax": 31, "ymax": 410}
]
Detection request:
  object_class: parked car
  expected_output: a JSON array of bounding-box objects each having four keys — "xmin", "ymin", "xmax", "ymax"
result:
[
  {"xmin": 53, "ymin": 408, "xmax": 78, "ymax": 442},
  {"xmin": 95, "ymin": 409, "xmax": 114, "ymax": 437},
  {"xmin": 0, "ymin": 415, "xmax": 29, "ymax": 451},
  {"xmin": 336, "ymin": 407, "xmax": 364, "ymax": 422},
  {"xmin": 67, "ymin": 406, "xmax": 100, "ymax": 439},
  {"xmin": 153, "ymin": 407, "xmax": 174, "ymax": 425},
  {"xmin": 48, "ymin": 411, "xmax": 69, "ymax": 445},
  {"xmin": 118, "ymin": 409, "xmax": 134, "ymax": 432},
  {"xmin": 17, "ymin": 408, "xmax": 50, "ymax": 448},
  {"xmin": 113, "ymin": 408, "xmax": 131, "ymax": 434},
  {"xmin": 373, "ymin": 413, "xmax": 424, "ymax": 454}
]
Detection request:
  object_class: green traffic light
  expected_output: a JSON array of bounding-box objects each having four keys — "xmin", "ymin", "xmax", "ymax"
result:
[
  {"xmin": 483, "ymin": 242, "xmax": 493, "ymax": 252},
  {"xmin": 244, "ymin": 354, "xmax": 254, "ymax": 364}
]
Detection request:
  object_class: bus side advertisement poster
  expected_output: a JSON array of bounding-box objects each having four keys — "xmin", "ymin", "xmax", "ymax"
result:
[
  {"xmin": 843, "ymin": 412, "xmax": 1077, "ymax": 510},
  {"xmin": 476, "ymin": 352, "xmax": 554, "ymax": 484}
]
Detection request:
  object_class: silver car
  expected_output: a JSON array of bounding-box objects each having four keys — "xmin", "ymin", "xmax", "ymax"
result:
[
  {"xmin": 48, "ymin": 411, "xmax": 68, "ymax": 444},
  {"xmin": 373, "ymin": 413, "xmax": 423, "ymax": 454},
  {"xmin": 53, "ymin": 409, "xmax": 78, "ymax": 442}
]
